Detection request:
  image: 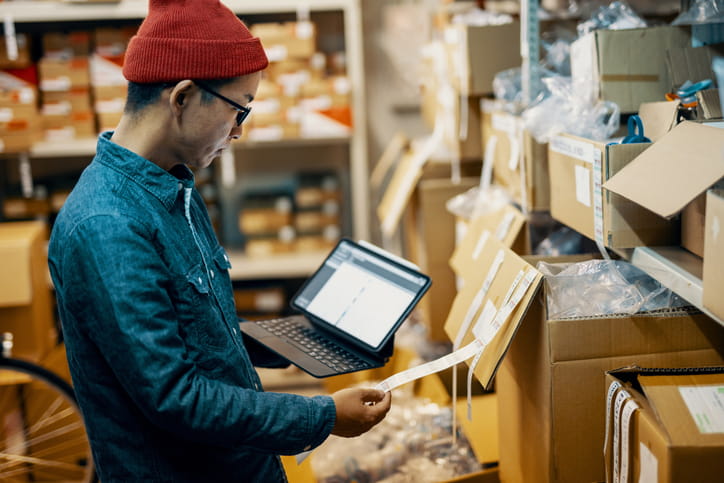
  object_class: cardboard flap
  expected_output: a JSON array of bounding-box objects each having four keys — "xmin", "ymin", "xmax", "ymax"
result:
[
  {"xmin": 638, "ymin": 101, "xmax": 679, "ymax": 143},
  {"xmin": 376, "ymin": 149, "xmax": 424, "ymax": 237},
  {"xmin": 443, "ymin": 236, "xmax": 543, "ymax": 389},
  {"xmin": 450, "ymin": 204, "xmax": 526, "ymax": 276},
  {"xmin": 0, "ymin": 221, "xmax": 42, "ymax": 307},
  {"xmin": 603, "ymin": 121, "xmax": 724, "ymax": 219}
]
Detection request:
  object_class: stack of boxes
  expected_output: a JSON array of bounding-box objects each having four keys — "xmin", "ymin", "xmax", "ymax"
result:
[
  {"xmin": 38, "ymin": 32, "xmax": 95, "ymax": 141},
  {"xmin": 91, "ymin": 27, "xmax": 134, "ymax": 132},
  {"xmin": 0, "ymin": 34, "xmax": 40, "ymax": 153},
  {"xmin": 247, "ymin": 20, "xmax": 352, "ymax": 141}
]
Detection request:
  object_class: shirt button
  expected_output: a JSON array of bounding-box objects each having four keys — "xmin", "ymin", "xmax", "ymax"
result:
[
  {"xmin": 233, "ymin": 328, "xmax": 238, "ymax": 335},
  {"xmin": 210, "ymin": 270, "xmax": 215, "ymax": 279},
  {"xmin": 178, "ymin": 182, "xmax": 183, "ymax": 191},
  {"xmin": 197, "ymin": 277, "xmax": 202, "ymax": 284}
]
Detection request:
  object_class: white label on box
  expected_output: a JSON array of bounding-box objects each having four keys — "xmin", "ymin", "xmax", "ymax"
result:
[
  {"xmin": 678, "ymin": 385, "xmax": 724, "ymax": 433},
  {"xmin": 575, "ymin": 165, "xmax": 592, "ymax": 207},
  {"xmin": 40, "ymin": 77, "xmax": 72, "ymax": 92},
  {"xmin": 0, "ymin": 107, "xmax": 13, "ymax": 123},
  {"xmin": 42, "ymin": 101, "xmax": 72, "ymax": 116},
  {"xmin": 248, "ymin": 125, "xmax": 284, "ymax": 142},
  {"xmin": 550, "ymin": 135, "xmax": 595, "ymax": 163},
  {"xmin": 333, "ymin": 77, "xmax": 351, "ymax": 95},
  {"xmin": 496, "ymin": 211, "xmax": 516, "ymax": 242},
  {"xmin": 638, "ymin": 442, "xmax": 658, "ymax": 483},
  {"xmin": 253, "ymin": 98, "xmax": 281, "ymax": 114},
  {"xmin": 265, "ymin": 45, "xmax": 288, "ymax": 62},
  {"xmin": 472, "ymin": 229, "xmax": 491, "ymax": 261},
  {"xmin": 296, "ymin": 20, "xmax": 313, "ymax": 39},
  {"xmin": 95, "ymin": 99, "xmax": 124, "ymax": 113},
  {"xmin": 19, "ymin": 87, "xmax": 33, "ymax": 104}
]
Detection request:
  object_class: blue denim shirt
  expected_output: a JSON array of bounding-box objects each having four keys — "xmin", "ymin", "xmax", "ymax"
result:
[{"xmin": 48, "ymin": 132, "xmax": 336, "ymax": 482}]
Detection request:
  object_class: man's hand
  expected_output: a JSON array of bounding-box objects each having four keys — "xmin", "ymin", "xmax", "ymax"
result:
[{"xmin": 330, "ymin": 387, "xmax": 392, "ymax": 438}]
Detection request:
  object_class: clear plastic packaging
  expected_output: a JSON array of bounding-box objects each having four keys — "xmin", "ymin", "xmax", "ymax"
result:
[
  {"xmin": 577, "ymin": 1, "xmax": 647, "ymax": 37},
  {"xmin": 311, "ymin": 385, "xmax": 481, "ymax": 483},
  {"xmin": 522, "ymin": 74, "xmax": 620, "ymax": 143},
  {"xmin": 672, "ymin": 0, "xmax": 724, "ymax": 25},
  {"xmin": 492, "ymin": 65, "xmax": 555, "ymax": 113},
  {"xmin": 445, "ymin": 185, "xmax": 511, "ymax": 221},
  {"xmin": 537, "ymin": 259, "xmax": 689, "ymax": 319}
]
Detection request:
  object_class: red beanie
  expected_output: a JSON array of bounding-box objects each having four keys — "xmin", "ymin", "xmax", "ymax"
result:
[{"xmin": 123, "ymin": 0, "xmax": 268, "ymax": 83}]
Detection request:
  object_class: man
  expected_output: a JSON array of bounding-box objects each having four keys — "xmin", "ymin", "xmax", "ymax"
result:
[{"xmin": 47, "ymin": 0, "xmax": 391, "ymax": 481}]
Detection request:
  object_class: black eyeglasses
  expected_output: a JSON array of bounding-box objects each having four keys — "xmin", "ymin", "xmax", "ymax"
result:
[{"xmin": 194, "ymin": 81, "xmax": 251, "ymax": 127}]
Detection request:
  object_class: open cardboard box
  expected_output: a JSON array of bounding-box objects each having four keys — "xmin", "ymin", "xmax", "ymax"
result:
[
  {"xmin": 604, "ymin": 121, "xmax": 724, "ymax": 258},
  {"xmin": 548, "ymin": 133, "xmax": 679, "ymax": 248},
  {"xmin": 605, "ymin": 366, "xmax": 724, "ymax": 483},
  {"xmin": 496, "ymin": 254, "xmax": 724, "ymax": 483}
]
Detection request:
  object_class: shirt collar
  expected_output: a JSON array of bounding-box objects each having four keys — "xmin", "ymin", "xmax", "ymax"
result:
[{"xmin": 95, "ymin": 131, "xmax": 195, "ymax": 211}]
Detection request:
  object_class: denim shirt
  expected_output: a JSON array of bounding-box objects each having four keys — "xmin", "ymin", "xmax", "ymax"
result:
[{"xmin": 48, "ymin": 132, "xmax": 336, "ymax": 482}]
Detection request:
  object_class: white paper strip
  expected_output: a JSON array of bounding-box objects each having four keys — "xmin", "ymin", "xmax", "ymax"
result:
[
  {"xmin": 604, "ymin": 381, "xmax": 623, "ymax": 453},
  {"xmin": 620, "ymin": 398, "xmax": 640, "ymax": 483},
  {"xmin": 375, "ymin": 339, "xmax": 484, "ymax": 393},
  {"xmin": 613, "ymin": 389, "xmax": 632, "ymax": 483}
]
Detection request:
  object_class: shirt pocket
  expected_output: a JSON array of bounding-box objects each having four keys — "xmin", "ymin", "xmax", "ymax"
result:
[{"xmin": 183, "ymin": 264, "xmax": 231, "ymax": 354}]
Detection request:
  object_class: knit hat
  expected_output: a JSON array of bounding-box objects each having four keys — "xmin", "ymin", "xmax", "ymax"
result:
[{"xmin": 123, "ymin": 0, "xmax": 268, "ymax": 83}]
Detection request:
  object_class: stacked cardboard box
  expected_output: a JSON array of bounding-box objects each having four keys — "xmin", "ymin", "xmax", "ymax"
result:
[
  {"xmin": 91, "ymin": 27, "xmax": 134, "ymax": 132},
  {"xmin": 246, "ymin": 21, "xmax": 351, "ymax": 141},
  {"xmin": 38, "ymin": 32, "xmax": 95, "ymax": 140},
  {"xmin": 0, "ymin": 34, "xmax": 41, "ymax": 153}
]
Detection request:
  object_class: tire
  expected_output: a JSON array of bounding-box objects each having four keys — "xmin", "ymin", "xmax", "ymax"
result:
[{"xmin": 0, "ymin": 356, "xmax": 96, "ymax": 482}]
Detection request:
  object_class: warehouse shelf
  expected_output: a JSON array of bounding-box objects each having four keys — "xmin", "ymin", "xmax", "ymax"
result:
[
  {"xmin": 21, "ymin": 136, "xmax": 351, "ymax": 159},
  {"xmin": 627, "ymin": 246, "xmax": 724, "ymax": 328},
  {"xmin": 226, "ymin": 249, "xmax": 327, "ymax": 280},
  {"xmin": 0, "ymin": 0, "xmax": 359, "ymax": 22}
]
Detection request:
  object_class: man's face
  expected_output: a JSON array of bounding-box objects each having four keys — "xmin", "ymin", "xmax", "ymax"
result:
[{"xmin": 180, "ymin": 72, "xmax": 261, "ymax": 170}]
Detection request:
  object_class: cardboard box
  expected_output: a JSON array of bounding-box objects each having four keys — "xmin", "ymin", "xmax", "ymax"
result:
[
  {"xmin": 549, "ymin": 133, "xmax": 679, "ymax": 248},
  {"xmin": 0, "ymin": 33, "xmax": 32, "ymax": 69},
  {"xmin": 497, "ymin": 264, "xmax": 724, "ymax": 483},
  {"xmin": 450, "ymin": 203, "xmax": 529, "ymax": 278},
  {"xmin": 444, "ymin": 235, "xmax": 543, "ymax": 389},
  {"xmin": 605, "ymin": 367, "xmax": 724, "ymax": 483},
  {"xmin": 0, "ymin": 221, "xmax": 57, "ymax": 362},
  {"xmin": 443, "ymin": 21, "xmax": 521, "ymax": 96},
  {"xmin": 250, "ymin": 21, "xmax": 317, "ymax": 61},
  {"xmin": 703, "ymin": 189, "xmax": 724, "ymax": 320},
  {"xmin": 402, "ymin": 177, "xmax": 479, "ymax": 341},
  {"xmin": 38, "ymin": 57, "xmax": 91, "ymax": 90},
  {"xmin": 571, "ymin": 26, "xmax": 690, "ymax": 113},
  {"xmin": 482, "ymin": 109, "xmax": 550, "ymax": 211},
  {"xmin": 604, "ymin": 121, "xmax": 724, "ymax": 257}
]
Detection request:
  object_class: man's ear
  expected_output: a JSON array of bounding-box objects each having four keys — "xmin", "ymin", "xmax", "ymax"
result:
[{"xmin": 169, "ymin": 80, "xmax": 193, "ymax": 117}]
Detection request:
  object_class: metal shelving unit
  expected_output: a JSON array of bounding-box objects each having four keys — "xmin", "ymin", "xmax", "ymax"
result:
[
  {"xmin": 628, "ymin": 246, "xmax": 724, "ymax": 328},
  {"xmin": 1, "ymin": 0, "xmax": 369, "ymax": 281}
]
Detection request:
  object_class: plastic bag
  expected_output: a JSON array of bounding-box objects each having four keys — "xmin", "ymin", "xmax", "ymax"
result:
[
  {"xmin": 537, "ymin": 259, "xmax": 689, "ymax": 319},
  {"xmin": 445, "ymin": 185, "xmax": 510, "ymax": 221},
  {"xmin": 522, "ymin": 74, "xmax": 620, "ymax": 143},
  {"xmin": 672, "ymin": 0, "xmax": 724, "ymax": 25},
  {"xmin": 577, "ymin": 1, "xmax": 647, "ymax": 37}
]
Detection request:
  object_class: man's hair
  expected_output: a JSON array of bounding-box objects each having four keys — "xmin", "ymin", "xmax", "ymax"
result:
[{"xmin": 124, "ymin": 77, "xmax": 239, "ymax": 116}]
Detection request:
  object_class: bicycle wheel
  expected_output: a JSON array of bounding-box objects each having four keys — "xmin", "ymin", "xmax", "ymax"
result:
[{"xmin": 0, "ymin": 357, "xmax": 95, "ymax": 482}]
